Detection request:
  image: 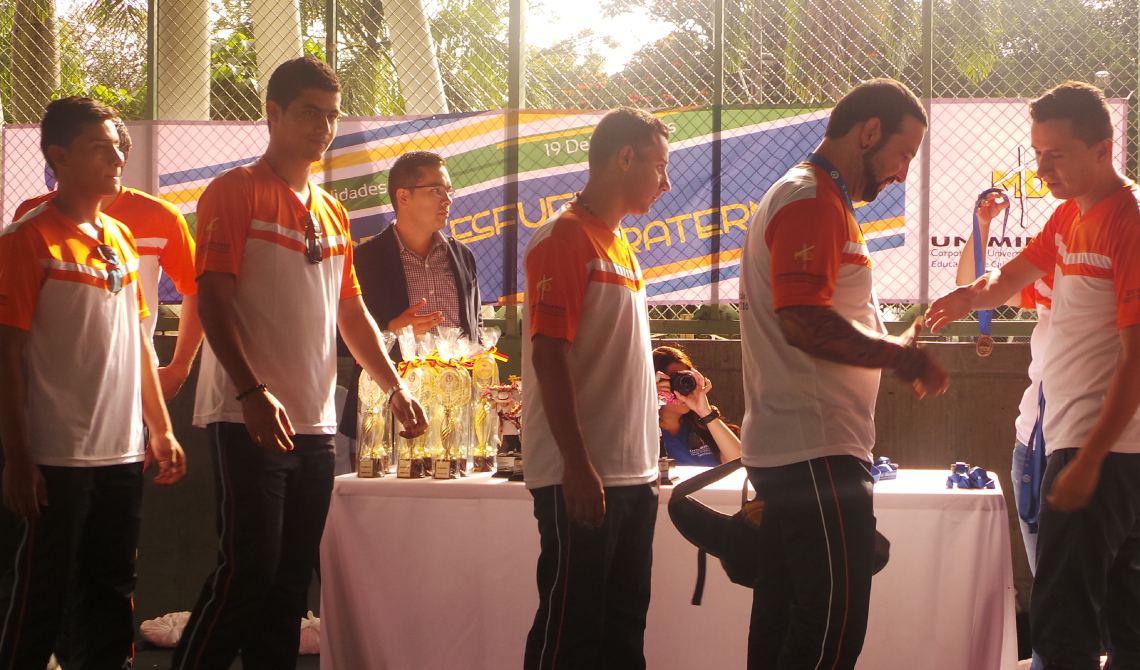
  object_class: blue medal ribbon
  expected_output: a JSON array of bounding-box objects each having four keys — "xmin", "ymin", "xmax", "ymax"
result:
[
  {"xmin": 946, "ymin": 462, "xmax": 997, "ymax": 490},
  {"xmin": 971, "ymin": 188, "xmax": 1010, "ymax": 339},
  {"xmin": 871, "ymin": 457, "xmax": 898, "ymax": 483},
  {"xmin": 1017, "ymin": 384, "xmax": 1047, "ymax": 533},
  {"xmin": 806, "ymin": 153, "xmax": 855, "ymax": 215}
]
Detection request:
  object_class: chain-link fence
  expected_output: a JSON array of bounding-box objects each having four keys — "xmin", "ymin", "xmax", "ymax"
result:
[{"xmin": 1, "ymin": 0, "xmax": 1136, "ymax": 336}]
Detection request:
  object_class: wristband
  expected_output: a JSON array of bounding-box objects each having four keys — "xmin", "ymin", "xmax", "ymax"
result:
[
  {"xmin": 236, "ymin": 382, "xmax": 268, "ymax": 402},
  {"xmin": 696, "ymin": 405, "xmax": 720, "ymax": 427},
  {"xmin": 386, "ymin": 381, "xmax": 409, "ymax": 405}
]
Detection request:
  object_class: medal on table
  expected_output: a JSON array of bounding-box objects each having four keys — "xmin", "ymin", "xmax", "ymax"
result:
[{"xmin": 971, "ymin": 188, "xmax": 1007, "ymax": 358}]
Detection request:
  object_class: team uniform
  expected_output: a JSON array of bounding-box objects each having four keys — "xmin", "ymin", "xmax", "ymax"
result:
[
  {"xmin": 175, "ymin": 159, "xmax": 359, "ymax": 670},
  {"xmin": 0, "ymin": 202, "xmax": 149, "ymax": 668},
  {"xmin": 521, "ymin": 202, "xmax": 659, "ymax": 670},
  {"xmin": 738, "ymin": 159, "xmax": 882, "ymax": 669},
  {"xmin": 15, "ymin": 187, "xmax": 198, "ymax": 341},
  {"xmin": 1021, "ymin": 184, "xmax": 1140, "ymax": 668}
]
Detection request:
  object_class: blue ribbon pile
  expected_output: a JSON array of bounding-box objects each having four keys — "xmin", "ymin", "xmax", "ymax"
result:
[
  {"xmin": 946, "ymin": 462, "xmax": 996, "ymax": 490},
  {"xmin": 871, "ymin": 457, "xmax": 898, "ymax": 483}
]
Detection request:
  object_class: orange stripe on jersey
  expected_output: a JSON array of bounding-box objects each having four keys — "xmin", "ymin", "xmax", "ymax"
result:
[
  {"xmin": 590, "ymin": 270, "xmax": 643, "ymax": 292},
  {"xmin": 1057, "ymin": 261, "xmax": 1113, "ymax": 281},
  {"xmin": 248, "ymin": 228, "xmax": 308, "ymax": 255},
  {"xmin": 0, "ymin": 204, "xmax": 149, "ymax": 331}
]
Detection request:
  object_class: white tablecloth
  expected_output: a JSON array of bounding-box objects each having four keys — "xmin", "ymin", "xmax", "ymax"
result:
[{"xmin": 320, "ymin": 468, "xmax": 1017, "ymax": 669}]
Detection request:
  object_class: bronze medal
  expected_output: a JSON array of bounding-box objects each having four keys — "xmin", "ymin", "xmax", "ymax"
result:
[{"xmin": 976, "ymin": 334, "xmax": 994, "ymax": 357}]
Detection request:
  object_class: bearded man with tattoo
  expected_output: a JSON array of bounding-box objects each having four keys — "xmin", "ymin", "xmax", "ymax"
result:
[{"xmin": 736, "ymin": 78, "xmax": 949, "ymax": 670}]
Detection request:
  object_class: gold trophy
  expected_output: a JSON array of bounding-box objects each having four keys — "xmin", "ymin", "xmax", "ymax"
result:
[
  {"xmin": 433, "ymin": 364, "xmax": 472, "ymax": 479},
  {"xmin": 396, "ymin": 364, "xmax": 431, "ymax": 478},
  {"xmin": 356, "ymin": 372, "xmax": 390, "ymax": 477},
  {"xmin": 470, "ymin": 354, "xmax": 499, "ymax": 472}
]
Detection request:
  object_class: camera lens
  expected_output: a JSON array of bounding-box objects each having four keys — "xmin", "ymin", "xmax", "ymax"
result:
[{"xmin": 670, "ymin": 371, "xmax": 698, "ymax": 396}]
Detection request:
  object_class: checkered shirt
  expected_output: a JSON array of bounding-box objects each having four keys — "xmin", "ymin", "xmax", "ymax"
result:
[{"xmin": 394, "ymin": 224, "xmax": 461, "ymax": 332}]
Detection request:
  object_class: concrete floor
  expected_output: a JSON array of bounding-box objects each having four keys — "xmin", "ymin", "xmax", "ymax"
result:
[{"xmin": 132, "ymin": 649, "xmax": 320, "ymax": 669}]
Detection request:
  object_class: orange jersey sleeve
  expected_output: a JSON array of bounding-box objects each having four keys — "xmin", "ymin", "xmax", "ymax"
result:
[
  {"xmin": 1022, "ymin": 204, "xmax": 1072, "ymax": 274},
  {"xmin": 1112, "ymin": 218, "xmax": 1140, "ymax": 329},
  {"xmin": 194, "ymin": 173, "xmax": 253, "ymax": 278},
  {"xmin": 329, "ymin": 198, "xmax": 361, "ymax": 301},
  {"xmin": 526, "ymin": 225, "xmax": 591, "ymax": 343},
  {"xmin": 157, "ymin": 204, "xmax": 198, "ymax": 296},
  {"xmin": 13, "ymin": 192, "xmax": 53, "ymax": 223},
  {"xmin": 765, "ymin": 198, "xmax": 849, "ymax": 310},
  {"xmin": 0, "ymin": 224, "xmax": 46, "ymax": 331}
]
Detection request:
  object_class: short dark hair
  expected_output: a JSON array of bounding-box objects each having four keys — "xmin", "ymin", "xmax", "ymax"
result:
[
  {"xmin": 40, "ymin": 96, "xmax": 119, "ymax": 171},
  {"xmin": 588, "ymin": 107, "xmax": 671, "ymax": 171},
  {"xmin": 1030, "ymin": 81, "xmax": 1113, "ymax": 147},
  {"xmin": 825, "ymin": 78, "xmax": 927, "ymax": 140},
  {"xmin": 388, "ymin": 151, "xmax": 447, "ymax": 215},
  {"xmin": 113, "ymin": 117, "xmax": 132, "ymax": 161},
  {"xmin": 266, "ymin": 56, "xmax": 341, "ymax": 113}
]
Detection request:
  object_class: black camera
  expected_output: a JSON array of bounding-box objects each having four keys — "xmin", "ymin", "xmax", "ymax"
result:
[{"xmin": 670, "ymin": 370, "xmax": 698, "ymax": 396}]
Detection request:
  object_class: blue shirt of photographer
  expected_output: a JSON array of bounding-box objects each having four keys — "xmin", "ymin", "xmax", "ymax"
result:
[{"xmin": 661, "ymin": 422, "xmax": 720, "ymax": 467}]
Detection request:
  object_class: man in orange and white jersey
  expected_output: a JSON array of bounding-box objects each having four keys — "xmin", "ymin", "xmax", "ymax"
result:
[
  {"xmin": 172, "ymin": 57, "xmax": 426, "ymax": 670},
  {"xmin": 521, "ymin": 107, "xmax": 670, "ymax": 669},
  {"xmin": 0, "ymin": 97, "xmax": 186, "ymax": 669},
  {"xmin": 927, "ymin": 81, "xmax": 1140, "ymax": 669},
  {"xmin": 739, "ymin": 79, "xmax": 947, "ymax": 670},
  {"xmin": 14, "ymin": 121, "xmax": 203, "ymax": 401}
]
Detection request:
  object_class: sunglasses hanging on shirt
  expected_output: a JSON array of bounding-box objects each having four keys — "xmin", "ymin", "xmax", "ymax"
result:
[
  {"xmin": 95, "ymin": 244, "xmax": 124, "ymax": 294},
  {"xmin": 304, "ymin": 211, "xmax": 324, "ymax": 265}
]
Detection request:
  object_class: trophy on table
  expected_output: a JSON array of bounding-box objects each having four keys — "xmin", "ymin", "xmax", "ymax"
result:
[
  {"xmin": 490, "ymin": 377, "xmax": 523, "ymax": 480},
  {"xmin": 356, "ymin": 372, "xmax": 388, "ymax": 477},
  {"xmin": 433, "ymin": 364, "xmax": 472, "ymax": 479},
  {"xmin": 470, "ymin": 327, "xmax": 501, "ymax": 472},
  {"xmin": 357, "ymin": 332, "xmax": 397, "ymax": 478}
]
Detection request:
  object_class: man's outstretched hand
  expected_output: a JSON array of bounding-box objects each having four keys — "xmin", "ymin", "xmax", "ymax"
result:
[{"xmin": 925, "ymin": 276, "xmax": 987, "ymax": 334}]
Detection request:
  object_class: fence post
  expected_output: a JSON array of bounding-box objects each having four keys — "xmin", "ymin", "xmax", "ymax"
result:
[
  {"xmin": 503, "ymin": 0, "xmax": 526, "ymax": 336},
  {"xmin": 325, "ymin": 0, "xmax": 337, "ymax": 72},
  {"xmin": 707, "ymin": 0, "xmax": 725, "ymax": 318},
  {"xmin": 918, "ymin": 0, "xmax": 933, "ymax": 308},
  {"xmin": 146, "ymin": 0, "xmax": 159, "ymax": 196}
]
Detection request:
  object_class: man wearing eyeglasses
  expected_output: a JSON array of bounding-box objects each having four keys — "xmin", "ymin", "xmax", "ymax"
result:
[
  {"xmin": 338, "ymin": 150, "xmax": 482, "ymax": 445},
  {"xmin": 0, "ymin": 97, "xmax": 186, "ymax": 669},
  {"xmin": 174, "ymin": 57, "xmax": 427, "ymax": 670}
]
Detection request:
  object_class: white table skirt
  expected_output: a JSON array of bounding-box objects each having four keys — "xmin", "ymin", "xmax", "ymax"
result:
[{"xmin": 320, "ymin": 468, "xmax": 1018, "ymax": 670}]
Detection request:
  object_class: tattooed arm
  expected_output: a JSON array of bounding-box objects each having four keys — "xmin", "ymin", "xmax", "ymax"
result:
[{"xmin": 777, "ymin": 305, "xmax": 949, "ymax": 397}]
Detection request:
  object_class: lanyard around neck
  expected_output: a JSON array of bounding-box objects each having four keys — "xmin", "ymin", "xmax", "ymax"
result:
[{"xmin": 806, "ymin": 153, "xmax": 854, "ymax": 215}]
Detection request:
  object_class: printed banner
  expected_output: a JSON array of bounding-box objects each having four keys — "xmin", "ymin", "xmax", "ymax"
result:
[{"xmin": 0, "ymin": 100, "xmax": 1127, "ymax": 305}]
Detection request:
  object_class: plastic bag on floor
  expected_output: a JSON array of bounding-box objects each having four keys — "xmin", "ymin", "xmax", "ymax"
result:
[
  {"xmin": 299, "ymin": 611, "xmax": 320, "ymax": 655},
  {"xmin": 140, "ymin": 611, "xmax": 191, "ymax": 647}
]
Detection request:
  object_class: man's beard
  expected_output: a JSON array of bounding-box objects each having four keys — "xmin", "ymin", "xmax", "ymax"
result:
[{"xmin": 860, "ymin": 140, "xmax": 890, "ymax": 202}]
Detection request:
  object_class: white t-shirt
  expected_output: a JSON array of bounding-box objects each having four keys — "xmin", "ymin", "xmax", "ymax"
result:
[
  {"xmin": 521, "ymin": 204, "xmax": 658, "ymax": 489},
  {"xmin": 739, "ymin": 162, "xmax": 886, "ymax": 468}
]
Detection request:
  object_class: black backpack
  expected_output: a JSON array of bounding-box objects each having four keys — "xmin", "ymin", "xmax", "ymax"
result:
[{"xmin": 667, "ymin": 459, "xmax": 891, "ymax": 605}]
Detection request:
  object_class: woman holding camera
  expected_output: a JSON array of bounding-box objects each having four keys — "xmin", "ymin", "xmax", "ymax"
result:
[{"xmin": 654, "ymin": 346, "xmax": 742, "ymax": 466}]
